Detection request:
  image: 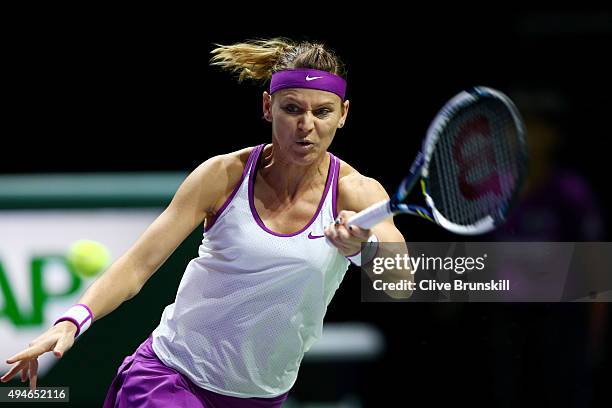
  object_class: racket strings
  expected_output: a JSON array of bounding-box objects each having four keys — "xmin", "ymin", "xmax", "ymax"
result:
[{"xmin": 428, "ymin": 98, "xmax": 524, "ymax": 226}]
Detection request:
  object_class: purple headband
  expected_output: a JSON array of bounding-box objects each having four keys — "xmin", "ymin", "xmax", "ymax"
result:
[{"xmin": 270, "ymin": 68, "xmax": 347, "ymax": 100}]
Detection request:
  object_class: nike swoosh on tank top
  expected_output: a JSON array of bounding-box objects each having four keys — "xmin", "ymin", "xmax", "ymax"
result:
[{"xmin": 152, "ymin": 144, "xmax": 350, "ymax": 398}]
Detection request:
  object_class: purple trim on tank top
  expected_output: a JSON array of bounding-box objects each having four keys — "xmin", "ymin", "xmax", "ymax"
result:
[
  {"xmin": 330, "ymin": 153, "xmax": 341, "ymax": 220},
  {"xmin": 249, "ymin": 144, "xmax": 335, "ymax": 237},
  {"xmin": 204, "ymin": 146, "xmax": 260, "ymax": 232}
]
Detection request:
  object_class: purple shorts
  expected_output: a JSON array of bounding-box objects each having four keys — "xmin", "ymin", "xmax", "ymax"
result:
[{"xmin": 103, "ymin": 335, "xmax": 289, "ymax": 408}]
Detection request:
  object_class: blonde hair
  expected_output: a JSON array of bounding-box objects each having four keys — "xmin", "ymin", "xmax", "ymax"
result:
[{"xmin": 210, "ymin": 37, "xmax": 346, "ymax": 83}]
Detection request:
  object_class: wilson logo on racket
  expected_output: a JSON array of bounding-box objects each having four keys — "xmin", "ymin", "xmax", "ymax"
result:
[{"xmin": 452, "ymin": 116, "xmax": 502, "ymax": 200}]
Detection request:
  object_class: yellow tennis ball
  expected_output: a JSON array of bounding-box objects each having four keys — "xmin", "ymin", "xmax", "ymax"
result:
[{"xmin": 67, "ymin": 240, "xmax": 111, "ymax": 278}]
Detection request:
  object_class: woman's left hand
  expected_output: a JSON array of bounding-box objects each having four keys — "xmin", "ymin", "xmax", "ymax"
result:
[{"xmin": 324, "ymin": 210, "xmax": 372, "ymax": 257}]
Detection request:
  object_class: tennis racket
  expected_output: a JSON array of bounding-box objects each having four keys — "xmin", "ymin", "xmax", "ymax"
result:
[{"xmin": 347, "ymin": 86, "xmax": 527, "ymax": 235}]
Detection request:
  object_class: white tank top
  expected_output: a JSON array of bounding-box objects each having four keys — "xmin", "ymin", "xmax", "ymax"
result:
[{"xmin": 152, "ymin": 144, "xmax": 350, "ymax": 398}]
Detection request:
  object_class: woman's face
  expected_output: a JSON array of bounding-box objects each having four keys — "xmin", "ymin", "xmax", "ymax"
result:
[{"xmin": 263, "ymin": 88, "xmax": 349, "ymax": 165}]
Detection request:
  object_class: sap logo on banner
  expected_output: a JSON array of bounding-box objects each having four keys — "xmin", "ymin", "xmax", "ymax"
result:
[
  {"xmin": 0, "ymin": 255, "xmax": 82, "ymax": 326},
  {"xmin": 0, "ymin": 210, "xmax": 160, "ymax": 378}
]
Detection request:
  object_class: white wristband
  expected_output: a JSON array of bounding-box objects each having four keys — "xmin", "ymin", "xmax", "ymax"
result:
[
  {"xmin": 346, "ymin": 234, "xmax": 379, "ymax": 266},
  {"xmin": 54, "ymin": 304, "xmax": 94, "ymax": 338}
]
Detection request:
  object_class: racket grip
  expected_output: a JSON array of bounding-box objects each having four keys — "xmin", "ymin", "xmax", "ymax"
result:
[{"xmin": 346, "ymin": 200, "xmax": 393, "ymax": 229}]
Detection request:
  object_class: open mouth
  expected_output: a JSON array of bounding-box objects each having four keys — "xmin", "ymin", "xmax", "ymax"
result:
[{"xmin": 296, "ymin": 141, "xmax": 313, "ymax": 146}]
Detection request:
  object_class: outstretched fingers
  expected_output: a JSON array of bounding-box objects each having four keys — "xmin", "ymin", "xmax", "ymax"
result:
[
  {"xmin": 6, "ymin": 344, "xmax": 47, "ymax": 365},
  {"xmin": 29, "ymin": 359, "xmax": 38, "ymax": 390},
  {"xmin": 1, "ymin": 360, "xmax": 28, "ymax": 383},
  {"xmin": 52, "ymin": 333, "xmax": 73, "ymax": 359}
]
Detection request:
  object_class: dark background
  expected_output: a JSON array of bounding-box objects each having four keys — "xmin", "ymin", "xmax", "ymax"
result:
[{"xmin": 3, "ymin": 10, "xmax": 611, "ymax": 407}]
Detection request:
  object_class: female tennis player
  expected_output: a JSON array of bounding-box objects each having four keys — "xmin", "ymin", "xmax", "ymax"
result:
[{"xmin": 2, "ymin": 37, "xmax": 408, "ymax": 407}]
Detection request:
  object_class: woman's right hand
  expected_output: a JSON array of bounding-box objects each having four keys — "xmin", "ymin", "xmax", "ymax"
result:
[{"xmin": 1, "ymin": 321, "xmax": 78, "ymax": 390}]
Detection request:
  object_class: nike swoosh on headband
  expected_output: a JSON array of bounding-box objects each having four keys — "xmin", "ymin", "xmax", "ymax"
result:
[
  {"xmin": 270, "ymin": 69, "xmax": 347, "ymax": 100},
  {"xmin": 308, "ymin": 232, "xmax": 325, "ymax": 239}
]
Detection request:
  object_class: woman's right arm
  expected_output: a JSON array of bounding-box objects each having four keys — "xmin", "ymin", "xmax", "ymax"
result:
[
  {"xmin": 79, "ymin": 151, "xmax": 246, "ymax": 320},
  {"xmin": 79, "ymin": 154, "xmax": 233, "ymax": 320},
  {"xmin": 1, "ymin": 149, "xmax": 249, "ymax": 388}
]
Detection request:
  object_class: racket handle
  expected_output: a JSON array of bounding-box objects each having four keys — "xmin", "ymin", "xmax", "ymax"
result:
[{"xmin": 346, "ymin": 200, "xmax": 393, "ymax": 229}]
